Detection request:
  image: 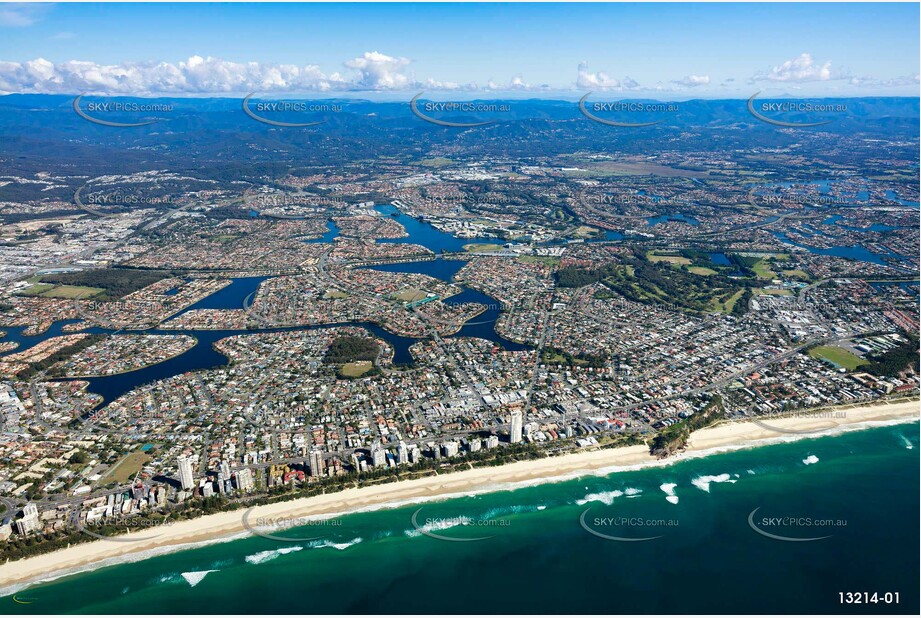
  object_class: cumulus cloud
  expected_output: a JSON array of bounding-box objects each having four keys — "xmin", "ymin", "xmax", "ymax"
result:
[
  {"xmin": 752, "ymin": 53, "xmax": 842, "ymax": 83},
  {"xmin": 422, "ymin": 77, "xmax": 464, "ymax": 90},
  {"xmin": 672, "ymin": 74, "xmax": 710, "ymax": 87},
  {"xmin": 0, "ymin": 53, "xmax": 561, "ymax": 94},
  {"xmin": 576, "ymin": 62, "xmax": 640, "ymax": 90},
  {"xmin": 4, "ymin": 52, "xmax": 903, "ymax": 96},
  {"xmin": 343, "ymin": 51, "xmax": 411, "ymax": 90},
  {"xmin": 576, "ymin": 62, "xmax": 618, "ymax": 89},
  {"xmin": 0, "ymin": 56, "xmax": 344, "ymax": 94},
  {"xmin": 849, "ymin": 74, "xmax": 920, "ymax": 88},
  {"xmin": 0, "ymin": 3, "xmax": 52, "ymax": 27}
]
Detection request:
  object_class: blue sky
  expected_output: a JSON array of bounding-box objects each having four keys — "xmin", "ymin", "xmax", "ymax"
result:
[{"xmin": 0, "ymin": 2, "xmax": 918, "ymax": 97}]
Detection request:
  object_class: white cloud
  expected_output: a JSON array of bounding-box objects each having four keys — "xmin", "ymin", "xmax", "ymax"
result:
[
  {"xmin": 752, "ymin": 53, "xmax": 841, "ymax": 83},
  {"xmin": 672, "ymin": 74, "xmax": 710, "ymax": 87},
  {"xmin": 343, "ymin": 51, "xmax": 411, "ymax": 90},
  {"xmin": 576, "ymin": 61, "xmax": 628, "ymax": 90},
  {"xmin": 0, "ymin": 3, "xmax": 52, "ymax": 27},
  {"xmin": 423, "ymin": 77, "xmax": 463, "ymax": 90},
  {"xmin": 3, "ymin": 53, "xmax": 905, "ymax": 96},
  {"xmin": 508, "ymin": 76, "xmax": 532, "ymax": 90},
  {"xmin": 576, "ymin": 62, "xmax": 644, "ymax": 91},
  {"xmin": 0, "ymin": 53, "xmax": 561, "ymax": 94},
  {"xmin": 0, "ymin": 55, "xmax": 363, "ymax": 94},
  {"xmin": 849, "ymin": 74, "xmax": 920, "ymax": 88}
]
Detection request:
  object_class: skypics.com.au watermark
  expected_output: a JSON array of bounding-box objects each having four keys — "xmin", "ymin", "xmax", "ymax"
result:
[
  {"xmin": 73, "ymin": 95, "xmax": 173, "ymax": 127},
  {"xmin": 420, "ymin": 102, "xmax": 510, "ymax": 114},
  {"xmin": 747, "ymin": 92, "xmax": 846, "ymax": 128},
  {"xmin": 593, "ymin": 195, "xmax": 659, "ymax": 206},
  {"xmin": 83, "ymin": 192, "xmax": 173, "ymax": 206},
  {"xmin": 242, "ymin": 93, "xmax": 342, "ymax": 127},
  {"xmin": 74, "ymin": 185, "xmax": 188, "ymax": 219},
  {"xmin": 241, "ymin": 508, "xmax": 344, "ymax": 542},
  {"xmin": 73, "ymin": 297, "xmax": 163, "ymax": 330},
  {"xmin": 414, "ymin": 194, "xmax": 513, "ymax": 208},
  {"xmin": 747, "ymin": 406, "xmax": 848, "ymax": 435},
  {"xmin": 579, "ymin": 93, "xmax": 678, "ymax": 128},
  {"xmin": 750, "ymin": 193, "xmax": 855, "ymax": 207},
  {"xmin": 748, "ymin": 506, "xmax": 846, "ymax": 542},
  {"xmin": 589, "ymin": 102, "xmax": 677, "ymax": 114},
  {"xmin": 579, "ymin": 508, "xmax": 678, "ymax": 542},
  {"xmin": 410, "ymin": 93, "xmax": 510, "ymax": 127},
  {"xmin": 583, "ymin": 191, "xmax": 665, "ymax": 207},
  {"xmin": 409, "ymin": 507, "xmax": 511, "ymax": 542},
  {"xmin": 746, "ymin": 185, "xmax": 855, "ymax": 208},
  {"xmin": 80, "ymin": 191, "xmax": 175, "ymax": 217},
  {"xmin": 244, "ymin": 192, "xmax": 346, "ymax": 218},
  {"xmin": 78, "ymin": 516, "xmax": 175, "ymax": 542}
]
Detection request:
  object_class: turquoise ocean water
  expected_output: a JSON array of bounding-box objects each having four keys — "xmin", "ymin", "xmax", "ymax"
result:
[{"xmin": 4, "ymin": 421, "xmax": 919, "ymax": 615}]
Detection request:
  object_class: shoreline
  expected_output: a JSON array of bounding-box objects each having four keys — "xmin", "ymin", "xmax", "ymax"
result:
[{"xmin": 0, "ymin": 398, "xmax": 917, "ymax": 594}]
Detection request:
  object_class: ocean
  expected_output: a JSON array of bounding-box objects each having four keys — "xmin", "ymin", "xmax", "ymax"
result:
[{"xmin": 4, "ymin": 421, "xmax": 919, "ymax": 615}]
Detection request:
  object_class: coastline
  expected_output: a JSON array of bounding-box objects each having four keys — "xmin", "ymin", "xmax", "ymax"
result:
[{"xmin": 0, "ymin": 398, "xmax": 917, "ymax": 594}]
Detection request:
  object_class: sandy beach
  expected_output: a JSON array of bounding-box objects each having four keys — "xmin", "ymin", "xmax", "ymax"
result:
[{"xmin": 1, "ymin": 398, "xmax": 917, "ymax": 593}]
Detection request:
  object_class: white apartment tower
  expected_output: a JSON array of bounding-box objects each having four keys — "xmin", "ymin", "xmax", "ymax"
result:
[
  {"xmin": 510, "ymin": 409, "xmax": 523, "ymax": 444},
  {"xmin": 309, "ymin": 449, "xmax": 325, "ymax": 477},
  {"xmin": 177, "ymin": 455, "xmax": 195, "ymax": 490},
  {"xmin": 235, "ymin": 467, "xmax": 255, "ymax": 492}
]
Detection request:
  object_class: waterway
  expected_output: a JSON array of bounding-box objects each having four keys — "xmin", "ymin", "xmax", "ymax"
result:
[
  {"xmin": 646, "ymin": 213, "xmax": 700, "ymax": 226},
  {"xmin": 770, "ymin": 231, "xmax": 905, "ymax": 267},
  {"xmin": 0, "ymin": 207, "xmax": 532, "ymax": 407},
  {"xmin": 361, "ymin": 259, "xmax": 530, "ymax": 351},
  {"xmin": 374, "ymin": 204, "xmax": 502, "ymax": 253}
]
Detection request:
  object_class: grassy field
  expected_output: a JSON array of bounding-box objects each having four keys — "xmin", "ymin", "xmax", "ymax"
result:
[
  {"xmin": 18, "ymin": 283, "xmax": 56, "ymax": 296},
  {"xmin": 570, "ymin": 225, "xmax": 602, "ymax": 238},
  {"xmin": 752, "ymin": 259, "xmax": 777, "ymax": 280},
  {"xmin": 463, "ymin": 243, "xmax": 505, "ymax": 253},
  {"xmin": 20, "ymin": 283, "xmax": 106, "ymax": 298},
  {"xmin": 101, "ymin": 451, "xmax": 151, "ymax": 484},
  {"xmin": 782, "ymin": 269, "xmax": 811, "ymax": 280},
  {"xmin": 755, "ymin": 287, "xmax": 794, "ymax": 296},
  {"xmin": 323, "ymin": 289, "xmax": 348, "ymax": 300},
  {"xmin": 809, "ymin": 345, "xmax": 867, "ymax": 371},
  {"xmin": 561, "ymin": 160, "xmax": 709, "ymax": 178},
  {"xmin": 688, "ymin": 266, "xmax": 717, "ymax": 276},
  {"xmin": 339, "ymin": 360, "xmax": 374, "ymax": 377},
  {"xmin": 393, "ymin": 288, "xmax": 428, "ymax": 303},
  {"xmin": 40, "ymin": 285, "xmax": 106, "ymax": 299},
  {"xmin": 710, "ymin": 288, "xmax": 746, "ymax": 313},
  {"xmin": 647, "ymin": 251, "xmax": 692, "ymax": 265},
  {"xmin": 418, "ymin": 157, "xmax": 454, "ymax": 167}
]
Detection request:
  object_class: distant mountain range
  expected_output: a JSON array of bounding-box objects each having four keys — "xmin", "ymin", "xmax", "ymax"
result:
[{"xmin": 0, "ymin": 94, "xmax": 917, "ymax": 182}]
